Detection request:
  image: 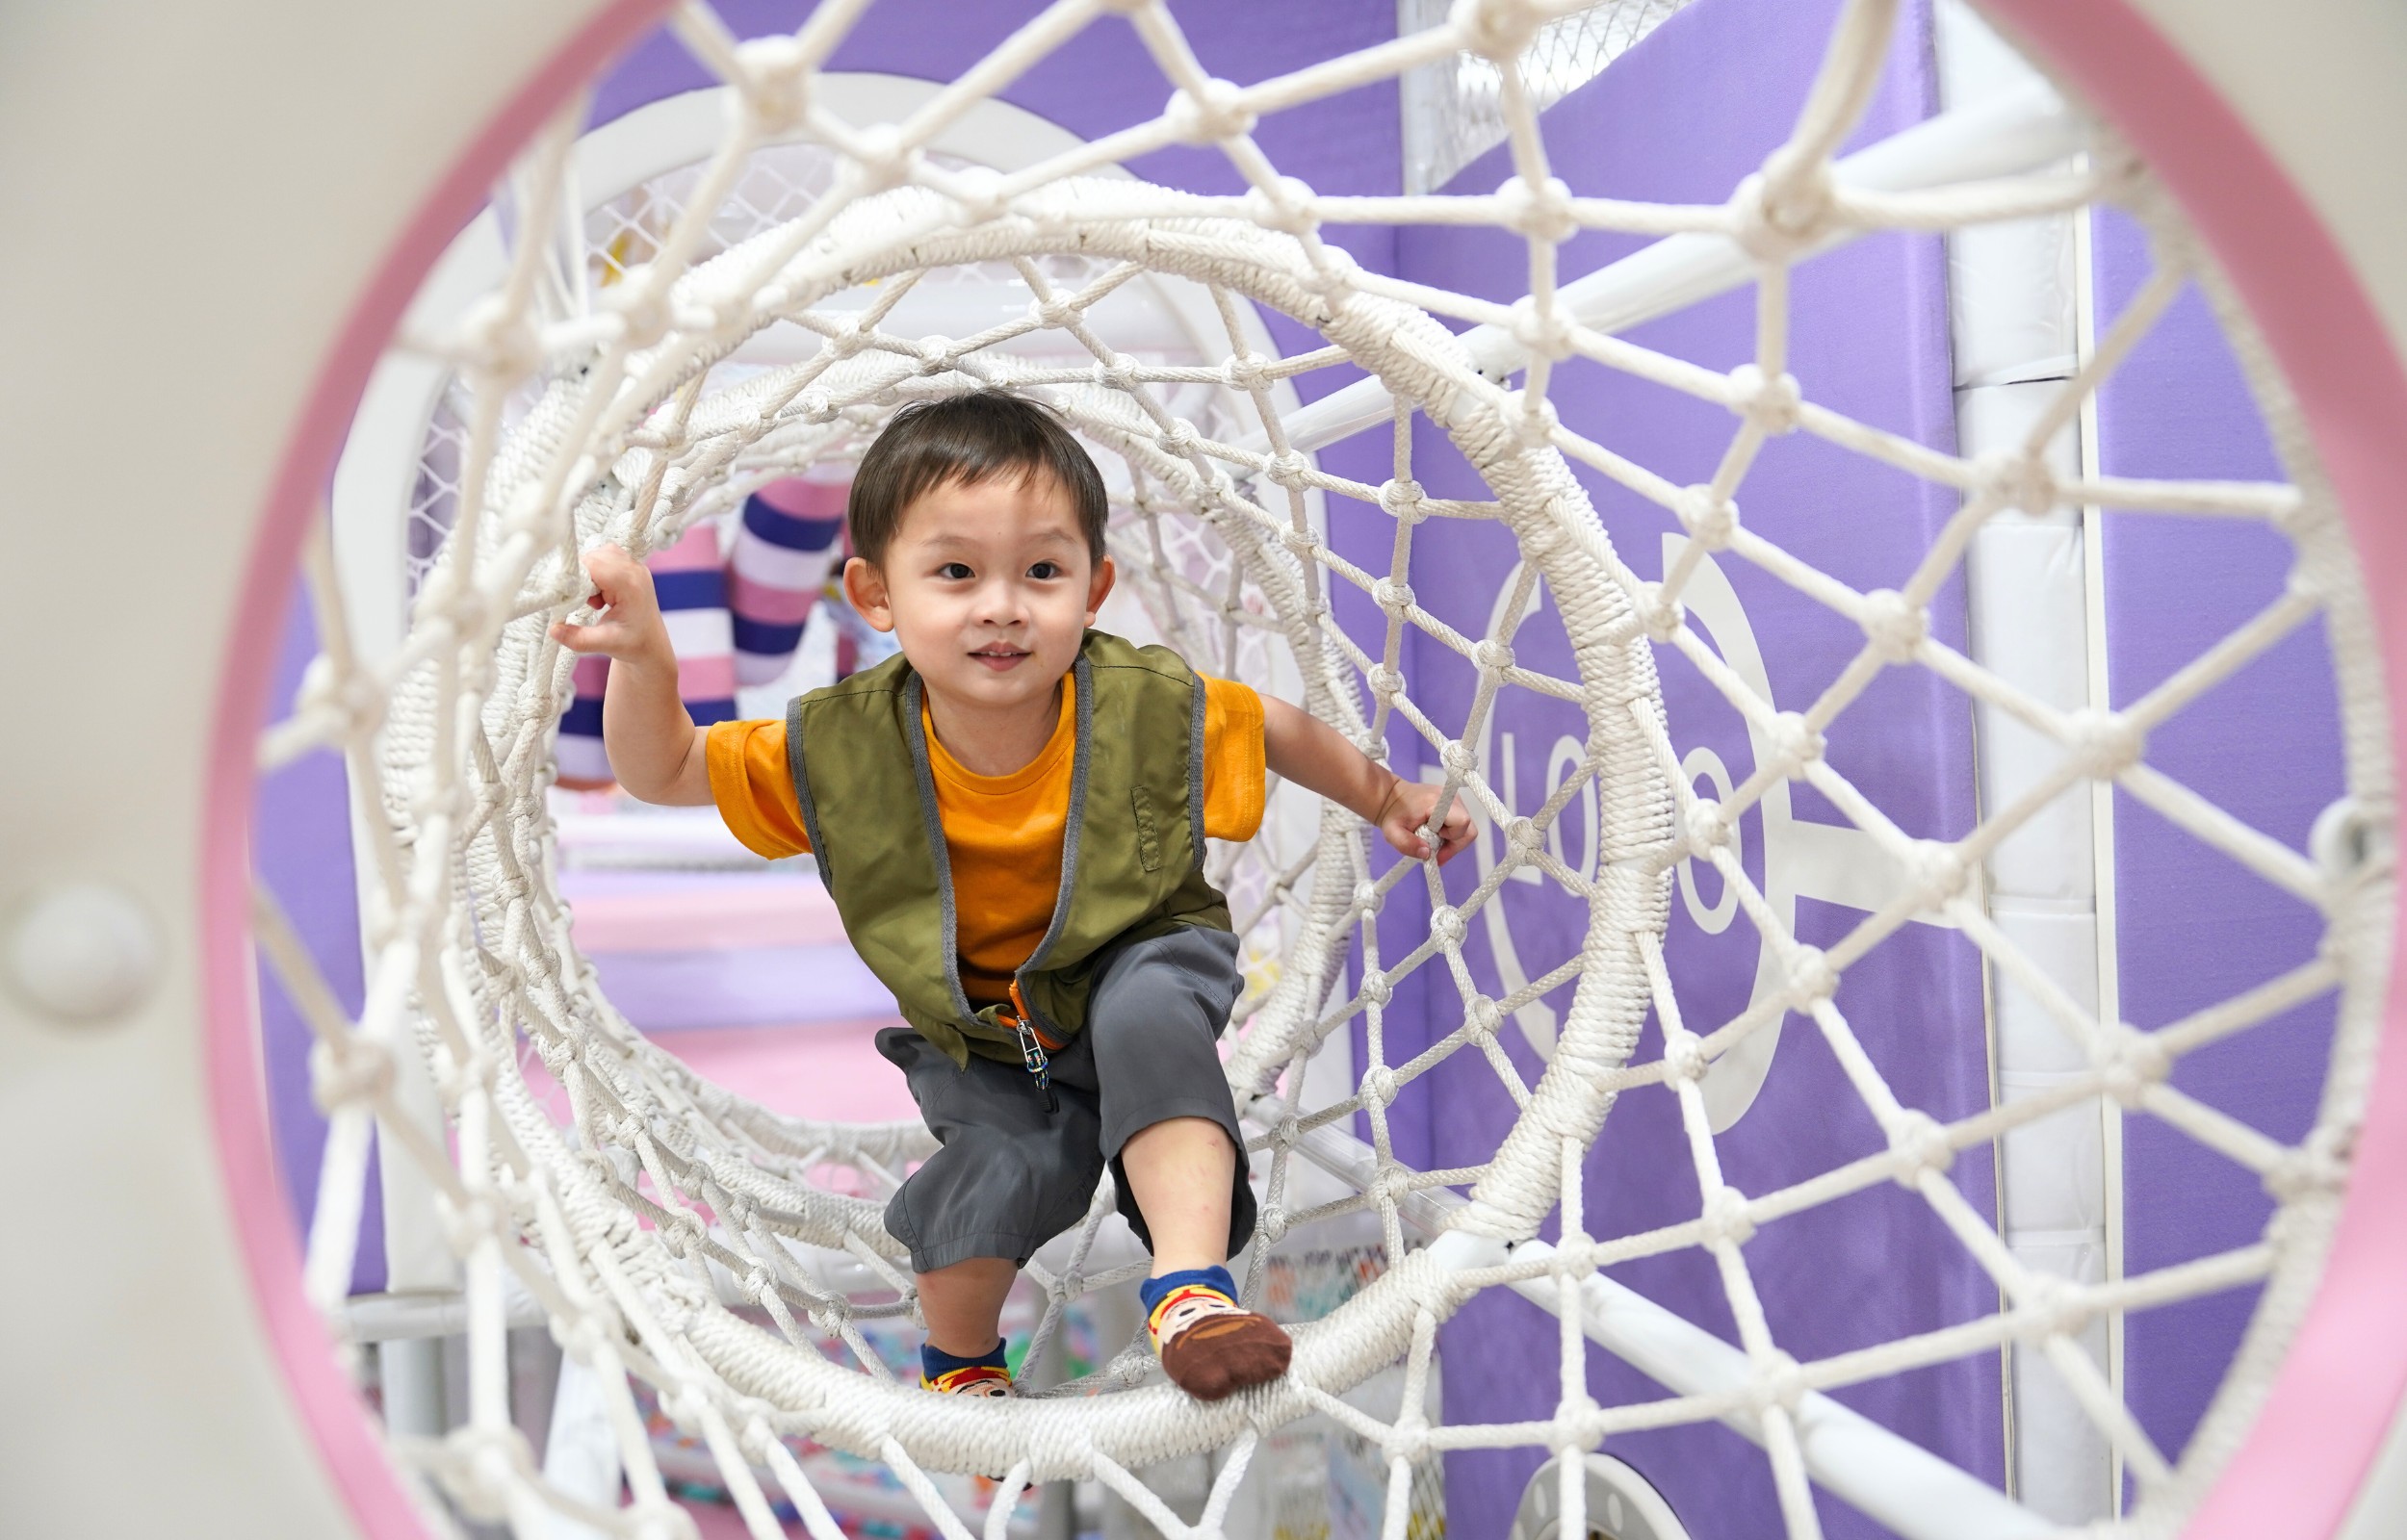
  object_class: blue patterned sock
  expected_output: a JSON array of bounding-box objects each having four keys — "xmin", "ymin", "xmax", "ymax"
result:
[
  {"xmin": 919, "ymin": 1338, "xmax": 1010, "ymax": 1392},
  {"xmin": 1139, "ymin": 1266, "xmax": 1238, "ymax": 1318}
]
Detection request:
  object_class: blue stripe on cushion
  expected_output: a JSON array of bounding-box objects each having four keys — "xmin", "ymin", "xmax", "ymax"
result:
[
  {"xmin": 732, "ymin": 615, "xmax": 807, "ymax": 656},
  {"xmin": 652, "ymin": 568, "xmax": 727, "ymax": 609},
  {"xmin": 742, "ymin": 495, "xmax": 846, "ymax": 552},
  {"xmin": 560, "ymin": 697, "xmax": 606, "ymax": 736},
  {"xmin": 686, "ymin": 697, "xmax": 738, "ymax": 727}
]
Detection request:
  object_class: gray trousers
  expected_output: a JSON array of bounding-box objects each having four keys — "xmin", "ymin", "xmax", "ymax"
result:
[{"xmin": 876, "ymin": 925, "xmax": 1256, "ymax": 1273}]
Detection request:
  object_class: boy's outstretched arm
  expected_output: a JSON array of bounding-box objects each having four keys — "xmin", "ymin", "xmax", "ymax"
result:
[
  {"xmin": 547, "ymin": 545, "xmax": 713, "ymax": 806},
  {"xmin": 1260, "ymin": 697, "xmax": 1474, "ymax": 864}
]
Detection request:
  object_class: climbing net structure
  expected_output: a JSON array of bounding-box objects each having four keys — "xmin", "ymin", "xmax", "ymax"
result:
[{"xmin": 251, "ymin": 1, "xmax": 2397, "ymax": 1536}]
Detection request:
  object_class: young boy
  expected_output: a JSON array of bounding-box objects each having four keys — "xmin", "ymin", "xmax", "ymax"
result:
[{"xmin": 552, "ymin": 392, "xmax": 1470, "ymax": 1402}]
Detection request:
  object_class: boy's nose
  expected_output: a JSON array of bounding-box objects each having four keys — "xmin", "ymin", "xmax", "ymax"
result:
[{"xmin": 973, "ymin": 581, "xmax": 1027, "ymax": 626}]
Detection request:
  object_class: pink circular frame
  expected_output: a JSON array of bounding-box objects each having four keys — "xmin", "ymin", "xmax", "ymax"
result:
[{"xmin": 197, "ymin": 2, "xmax": 2407, "ymax": 1536}]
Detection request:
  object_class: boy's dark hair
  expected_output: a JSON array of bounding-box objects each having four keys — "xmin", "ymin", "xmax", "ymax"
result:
[{"xmin": 847, "ymin": 392, "xmax": 1109, "ymax": 568}]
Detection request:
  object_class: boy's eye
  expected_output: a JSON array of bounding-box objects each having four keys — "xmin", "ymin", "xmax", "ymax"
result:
[
  {"xmin": 938, "ymin": 562, "xmax": 974, "ymax": 580},
  {"xmin": 1027, "ymin": 560, "xmax": 1062, "ymax": 579}
]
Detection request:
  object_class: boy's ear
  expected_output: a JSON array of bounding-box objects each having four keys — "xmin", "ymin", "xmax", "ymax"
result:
[
  {"xmin": 842, "ymin": 556, "xmax": 896, "ymax": 633},
  {"xmin": 1084, "ymin": 553, "xmax": 1116, "ymax": 625}
]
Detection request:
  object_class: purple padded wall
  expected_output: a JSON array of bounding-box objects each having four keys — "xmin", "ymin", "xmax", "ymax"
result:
[
  {"xmin": 1370, "ymin": 1, "xmax": 2001, "ymax": 1534},
  {"xmin": 2092, "ymin": 211, "xmax": 2345, "ymax": 1471},
  {"xmin": 256, "ymin": 593, "xmax": 384, "ymax": 1291}
]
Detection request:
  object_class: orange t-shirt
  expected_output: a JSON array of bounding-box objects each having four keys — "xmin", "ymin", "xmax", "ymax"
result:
[{"xmin": 707, "ymin": 675, "xmax": 1265, "ymax": 1004}]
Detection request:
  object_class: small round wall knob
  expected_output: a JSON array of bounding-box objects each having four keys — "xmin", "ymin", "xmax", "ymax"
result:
[{"xmin": 6, "ymin": 881, "xmax": 164, "ymax": 1024}]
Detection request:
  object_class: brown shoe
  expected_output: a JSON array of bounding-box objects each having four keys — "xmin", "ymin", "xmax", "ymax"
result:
[{"xmin": 1157, "ymin": 1308, "xmax": 1293, "ymax": 1401}]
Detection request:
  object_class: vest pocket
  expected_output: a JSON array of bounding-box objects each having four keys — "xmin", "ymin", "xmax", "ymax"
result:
[{"xmin": 1130, "ymin": 784, "xmax": 1164, "ymax": 872}]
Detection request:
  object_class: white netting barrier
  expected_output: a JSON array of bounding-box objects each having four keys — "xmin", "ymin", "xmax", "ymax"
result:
[{"xmin": 252, "ymin": 1, "xmax": 2397, "ymax": 1536}]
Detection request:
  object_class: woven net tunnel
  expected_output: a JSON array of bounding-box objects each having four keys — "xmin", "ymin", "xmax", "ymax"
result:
[{"xmin": 225, "ymin": 1, "xmax": 2399, "ymax": 1537}]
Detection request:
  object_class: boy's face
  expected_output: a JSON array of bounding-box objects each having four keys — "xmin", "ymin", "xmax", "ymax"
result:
[{"xmin": 842, "ymin": 469, "xmax": 1114, "ymax": 716}]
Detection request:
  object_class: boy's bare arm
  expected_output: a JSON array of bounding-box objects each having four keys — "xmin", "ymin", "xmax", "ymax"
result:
[
  {"xmin": 548, "ymin": 545, "xmax": 713, "ymax": 806},
  {"xmin": 1260, "ymin": 697, "xmax": 1472, "ymax": 864}
]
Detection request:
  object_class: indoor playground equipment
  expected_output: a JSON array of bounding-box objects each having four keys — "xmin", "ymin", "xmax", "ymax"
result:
[{"xmin": 6, "ymin": 1, "xmax": 2407, "ymax": 1538}]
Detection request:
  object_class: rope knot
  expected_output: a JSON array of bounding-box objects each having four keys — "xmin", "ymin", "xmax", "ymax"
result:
[
  {"xmin": 1729, "ymin": 161, "xmax": 1838, "ymax": 265},
  {"xmin": 1781, "ymin": 944, "xmax": 1837, "ymax": 1010},
  {"xmin": 1359, "ymin": 970, "xmax": 1393, "ymax": 1008},
  {"xmin": 1496, "ymin": 174, "xmax": 1579, "ymax": 244},
  {"xmin": 1663, "ymin": 1028, "xmax": 1709, "ymax": 1085},
  {"xmin": 1243, "ymin": 175, "xmax": 1319, "ymax": 237},
  {"xmin": 1769, "ymin": 711, "xmax": 1824, "ymax": 778},
  {"xmin": 2020, "ymin": 1275, "xmax": 2090, "ymax": 1341},
  {"xmin": 1747, "ymin": 1350, "xmax": 1807, "ymax": 1420},
  {"xmin": 2101, "ymin": 1029, "xmax": 2172, "ymax": 1107},
  {"xmin": 1430, "ymin": 905, "xmax": 1467, "ymax": 947},
  {"xmin": 948, "ymin": 164, "xmax": 1006, "ymax": 224},
  {"xmin": 607, "ymin": 272, "xmax": 671, "ymax": 350},
  {"xmin": 847, "ymin": 123, "xmax": 920, "ymax": 192},
  {"xmin": 458, "ymin": 294, "xmax": 543, "ymax": 386},
  {"xmin": 1973, "ymin": 448, "xmax": 2058, "ymax": 518},
  {"xmin": 1372, "ymin": 578, "xmax": 1415, "ymax": 615},
  {"xmin": 1887, "ymin": 1110, "xmax": 1954, "ymax": 1183},
  {"xmin": 1379, "ymin": 477, "xmax": 1426, "ymax": 519},
  {"xmin": 2265, "ymin": 1123, "xmax": 2353, "ymax": 1206},
  {"xmin": 1361, "ymin": 1065, "xmax": 1399, "ymax": 1106},
  {"xmin": 1510, "ymin": 390, "xmax": 1559, "ymax": 448},
  {"xmin": 1635, "ymin": 581, "xmax": 1685, "ymax": 643},
  {"xmin": 309, "ymin": 1038, "xmax": 394, "ymax": 1111},
  {"xmin": 1675, "ymin": 485, "xmax": 1740, "ymax": 552},
  {"xmin": 1701, "ymin": 1186, "xmax": 1756, "ymax": 1248},
  {"xmin": 1368, "ymin": 664, "xmax": 1406, "ymax": 702},
  {"xmin": 1464, "ymin": 995, "xmax": 1502, "ymax": 1044},
  {"xmin": 1683, "ymin": 797, "xmax": 1731, "ymax": 857},
  {"xmin": 1164, "ymin": 78, "xmax": 1256, "ymax": 145},
  {"xmin": 1026, "ymin": 294, "xmax": 1079, "ymax": 329},
  {"xmin": 1857, "ymin": 587, "xmax": 1928, "ymax": 663},
  {"xmin": 441, "ymin": 1424, "xmax": 529, "ymax": 1520},
  {"xmin": 734, "ymin": 35, "xmax": 811, "ymax": 134},
  {"xmin": 1353, "ymin": 880, "xmax": 1384, "ymax": 915},
  {"xmin": 1448, "ymin": 0, "xmax": 1546, "ymax": 63},
  {"xmin": 1726, "ymin": 363, "xmax": 1802, "ymax": 435},
  {"xmin": 1507, "ymin": 295, "xmax": 1577, "ymax": 361},
  {"xmin": 2064, "ymin": 708, "xmax": 2144, "ymax": 780},
  {"xmin": 1907, "ymin": 838, "xmax": 1968, "ymax": 913},
  {"xmin": 1157, "ymin": 421, "xmax": 1201, "ymax": 459},
  {"xmin": 1224, "ymin": 352, "xmax": 1271, "ymax": 394},
  {"xmin": 1307, "ymin": 244, "xmax": 1359, "ymax": 307},
  {"xmin": 915, "ymin": 335, "xmax": 954, "ymax": 374},
  {"xmin": 1505, "ymin": 817, "xmax": 1543, "ymax": 860},
  {"xmin": 1472, "ymin": 638, "xmax": 1514, "ymax": 672}
]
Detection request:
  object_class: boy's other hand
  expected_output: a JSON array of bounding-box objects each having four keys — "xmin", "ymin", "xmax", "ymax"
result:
[
  {"xmin": 547, "ymin": 544, "xmax": 667, "ymax": 662},
  {"xmin": 1377, "ymin": 778, "xmax": 1474, "ymax": 865}
]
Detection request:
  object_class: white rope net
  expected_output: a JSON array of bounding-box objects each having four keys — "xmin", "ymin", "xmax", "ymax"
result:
[{"xmin": 251, "ymin": 1, "xmax": 2398, "ymax": 1536}]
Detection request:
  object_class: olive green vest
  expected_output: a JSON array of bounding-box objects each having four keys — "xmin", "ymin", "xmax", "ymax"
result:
[{"xmin": 785, "ymin": 630, "xmax": 1232, "ymax": 1067}]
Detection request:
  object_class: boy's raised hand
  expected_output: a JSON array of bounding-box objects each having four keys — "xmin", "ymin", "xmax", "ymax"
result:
[
  {"xmin": 548, "ymin": 545, "xmax": 667, "ymax": 661},
  {"xmin": 1376, "ymin": 778, "xmax": 1475, "ymax": 866}
]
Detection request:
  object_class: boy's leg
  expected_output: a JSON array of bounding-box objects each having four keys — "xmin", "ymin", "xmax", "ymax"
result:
[
  {"xmin": 1077, "ymin": 929, "xmax": 1291, "ymax": 1401},
  {"xmin": 873, "ymin": 1027, "xmax": 1105, "ymax": 1395},
  {"xmin": 1117, "ymin": 1116, "xmax": 1234, "ymax": 1273},
  {"xmin": 918, "ymin": 1256, "xmax": 1019, "ymax": 1359}
]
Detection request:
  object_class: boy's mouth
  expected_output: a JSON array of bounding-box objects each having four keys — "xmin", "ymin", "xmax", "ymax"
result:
[{"xmin": 970, "ymin": 644, "xmax": 1030, "ymax": 672}]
